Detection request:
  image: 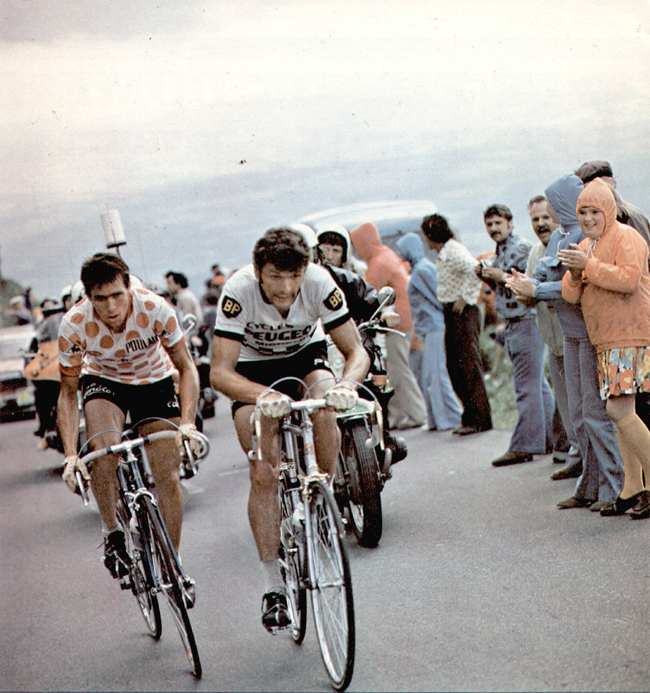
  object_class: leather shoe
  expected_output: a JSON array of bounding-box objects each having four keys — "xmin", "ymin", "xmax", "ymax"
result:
[
  {"xmin": 589, "ymin": 500, "xmax": 610, "ymax": 512},
  {"xmin": 557, "ymin": 496, "xmax": 592, "ymax": 509},
  {"xmin": 629, "ymin": 490, "xmax": 650, "ymax": 520},
  {"xmin": 453, "ymin": 425, "xmax": 492, "ymax": 436},
  {"xmin": 491, "ymin": 451, "xmax": 533, "ymax": 467},
  {"xmin": 550, "ymin": 464, "xmax": 582, "ymax": 481},
  {"xmin": 453, "ymin": 426, "xmax": 478, "ymax": 435},
  {"xmin": 600, "ymin": 492, "xmax": 643, "ymax": 516}
]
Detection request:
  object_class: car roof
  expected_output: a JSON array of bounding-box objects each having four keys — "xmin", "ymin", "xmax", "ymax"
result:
[{"xmin": 296, "ymin": 199, "xmax": 437, "ymax": 238}]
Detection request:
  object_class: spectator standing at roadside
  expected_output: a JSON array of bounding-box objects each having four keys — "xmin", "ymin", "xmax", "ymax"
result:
[
  {"xmin": 396, "ymin": 233, "xmax": 462, "ymax": 431},
  {"xmin": 476, "ymin": 204, "xmax": 554, "ymax": 467},
  {"xmin": 5, "ymin": 295, "xmax": 32, "ymax": 326},
  {"xmin": 561, "ymin": 179, "xmax": 650, "ymax": 518},
  {"xmin": 420, "ymin": 214, "xmax": 492, "ymax": 436},
  {"xmin": 507, "ymin": 195, "xmax": 583, "ymax": 481},
  {"xmin": 574, "ymin": 160, "xmax": 650, "ymax": 431},
  {"xmin": 166, "ymin": 271, "xmax": 203, "ymax": 325},
  {"xmin": 349, "ymin": 222, "xmax": 426, "ymax": 429},
  {"xmin": 514, "ymin": 175, "xmax": 623, "ymax": 511},
  {"xmin": 574, "ymin": 160, "xmax": 650, "ymax": 258}
]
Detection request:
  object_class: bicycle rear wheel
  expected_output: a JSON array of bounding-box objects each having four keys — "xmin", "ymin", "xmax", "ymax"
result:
[
  {"xmin": 117, "ymin": 500, "xmax": 162, "ymax": 639},
  {"xmin": 145, "ymin": 497, "xmax": 202, "ymax": 679},
  {"xmin": 307, "ymin": 480, "xmax": 355, "ymax": 691},
  {"xmin": 279, "ymin": 479, "xmax": 307, "ymax": 644}
]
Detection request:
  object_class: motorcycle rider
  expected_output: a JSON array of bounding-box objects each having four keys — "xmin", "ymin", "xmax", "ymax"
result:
[{"xmin": 308, "ymin": 224, "xmax": 407, "ymax": 465}]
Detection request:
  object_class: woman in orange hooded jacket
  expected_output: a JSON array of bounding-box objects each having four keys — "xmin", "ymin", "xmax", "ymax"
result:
[{"xmin": 560, "ymin": 178, "xmax": 650, "ymax": 518}]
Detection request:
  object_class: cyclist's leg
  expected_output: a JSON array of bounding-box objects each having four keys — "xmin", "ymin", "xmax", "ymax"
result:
[
  {"xmin": 234, "ymin": 403, "xmax": 290, "ymax": 631},
  {"xmin": 234, "ymin": 404, "xmax": 282, "ymax": 561},
  {"xmin": 304, "ymin": 368, "xmax": 339, "ymax": 476},
  {"xmin": 140, "ymin": 417, "xmax": 184, "ymax": 553},
  {"xmin": 84, "ymin": 397, "xmax": 125, "ymax": 530}
]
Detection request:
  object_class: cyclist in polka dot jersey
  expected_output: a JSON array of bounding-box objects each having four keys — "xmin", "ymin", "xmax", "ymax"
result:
[{"xmin": 57, "ymin": 253, "xmax": 202, "ymax": 586}]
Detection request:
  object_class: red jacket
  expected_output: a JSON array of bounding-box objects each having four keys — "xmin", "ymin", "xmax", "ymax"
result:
[{"xmin": 349, "ymin": 222, "xmax": 413, "ymax": 332}]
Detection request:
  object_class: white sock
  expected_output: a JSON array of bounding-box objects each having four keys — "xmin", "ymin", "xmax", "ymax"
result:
[
  {"xmin": 101, "ymin": 521, "xmax": 119, "ymax": 537},
  {"xmin": 261, "ymin": 558, "xmax": 285, "ymax": 595}
]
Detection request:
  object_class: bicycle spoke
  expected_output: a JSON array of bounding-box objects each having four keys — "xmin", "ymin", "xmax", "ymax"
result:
[{"xmin": 308, "ymin": 481, "xmax": 355, "ymax": 691}]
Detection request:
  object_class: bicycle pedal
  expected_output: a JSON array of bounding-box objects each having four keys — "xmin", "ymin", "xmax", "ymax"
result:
[
  {"xmin": 266, "ymin": 623, "xmax": 294, "ymax": 636},
  {"xmin": 118, "ymin": 576, "xmax": 132, "ymax": 590}
]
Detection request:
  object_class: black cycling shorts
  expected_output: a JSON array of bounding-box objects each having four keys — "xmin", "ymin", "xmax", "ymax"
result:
[
  {"xmin": 231, "ymin": 340, "xmax": 334, "ymax": 417},
  {"xmin": 81, "ymin": 375, "xmax": 181, "ymax": 425}
]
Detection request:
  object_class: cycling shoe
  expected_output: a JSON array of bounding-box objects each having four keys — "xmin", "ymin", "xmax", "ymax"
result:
[
  {"xmin": 103, "ymin": 530, "xmax": 131, "ymax": 587},
  {"xmin": 261, "ymin": 590, "xmax": 291, "ymax": 633}
]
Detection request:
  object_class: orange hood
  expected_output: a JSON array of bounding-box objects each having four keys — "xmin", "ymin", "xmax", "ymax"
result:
[{"xmin": 575, "ymin": 178, "xmax": 617, "ymax": 237}]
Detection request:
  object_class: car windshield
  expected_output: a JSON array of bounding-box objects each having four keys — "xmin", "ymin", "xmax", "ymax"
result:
[{"xmin": 0, "ymin": 328, "xmax": 34, "ymax": 360}]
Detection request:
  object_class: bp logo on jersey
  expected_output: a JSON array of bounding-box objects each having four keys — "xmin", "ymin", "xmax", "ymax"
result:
[
  {"xmin": 324, "ymin": 287, "xmax": 343, "ymax": 311},
  {"xmin": 221, "ymin": 295, "xmax": 242, "ymax": 318}
]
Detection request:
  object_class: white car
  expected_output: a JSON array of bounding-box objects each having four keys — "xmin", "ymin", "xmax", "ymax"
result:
[
  {"xmin": 296, "ymin": 199, "xmax": 437, "ymax": 258},
  {"xmin": 0, "ymin": 324, "xmax": 36, "ymax": 420}
]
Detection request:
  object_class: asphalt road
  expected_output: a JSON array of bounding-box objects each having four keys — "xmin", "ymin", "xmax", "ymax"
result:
[{"xmin": 2, "ymin": 399, "xmax": 650, "ymax": 692}]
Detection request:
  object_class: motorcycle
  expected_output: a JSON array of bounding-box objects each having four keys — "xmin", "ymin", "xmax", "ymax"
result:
[{"xmin": 332, "ymin": 286, "xmax": 408, "ymax": 548}]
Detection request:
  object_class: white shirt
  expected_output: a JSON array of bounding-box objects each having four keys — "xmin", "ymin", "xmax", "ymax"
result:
[
  {"xmin": 214, "ymin": 263, "xmax": 350, "ymax": 361},
  {"xmin": 435, "ymin": 239, "xmax": 482, "ymax": 305}
]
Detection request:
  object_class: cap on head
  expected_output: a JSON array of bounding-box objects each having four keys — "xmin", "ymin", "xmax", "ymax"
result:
[{"xmin": 574, "ymin": 160, "xmax": 614, "ymax": 184}]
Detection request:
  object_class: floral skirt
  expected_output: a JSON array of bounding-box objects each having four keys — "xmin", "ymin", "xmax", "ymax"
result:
[{"xmin": 597, "ymin": 346, "xmax": 650, "ymax": 399}]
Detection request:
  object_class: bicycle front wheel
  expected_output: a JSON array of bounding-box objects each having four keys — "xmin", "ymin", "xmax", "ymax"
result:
[
  {"xmin": 307, "ymin": 480, "xmax": 355, "ymax": 691},
  {"xmin": 117, "ymin": 500, "xmax": 162, "ymax": 639},
  {"xmin": 146, "ymin": 497, "xmax": 202, "ymax": 679}
]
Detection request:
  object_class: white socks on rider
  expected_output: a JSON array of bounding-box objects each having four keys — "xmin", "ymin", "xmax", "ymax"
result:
[
  {"xmin": 102, "ymin": 521, "xmax": 119, "ymax": 537},
  {"xmin": 261, "ymin": 558, "xmax": 285, "ymax": 595}
]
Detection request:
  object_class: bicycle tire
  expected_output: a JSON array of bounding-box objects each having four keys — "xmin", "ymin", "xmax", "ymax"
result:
[
  {"xmin": 307, "ymin": 480, "xmax": 355, "ymax": 691},
  {"xmin": 341, "ymin": 419, "xmax": 383, "ymax": 548},
  {"xmin": 145, "ymin": 496, "xmax": 202, "ymax": 679},
  {"xmin": 117, "ymin": 498, "xmax": 162, "ymax": 639},
  {"xmin": 279, "ymin": 479, "xmax": 308, "ymax": 644}
]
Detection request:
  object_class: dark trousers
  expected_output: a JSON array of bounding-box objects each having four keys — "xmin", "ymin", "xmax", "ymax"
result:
[{"xmin": 443, "ymin": 303, "xmax": 492, "ymax": 431}]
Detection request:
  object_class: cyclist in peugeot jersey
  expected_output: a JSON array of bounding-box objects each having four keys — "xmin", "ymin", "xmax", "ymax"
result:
[
  {"xmin": 57, "ymin": 253, "xmax": 202, "ymax": 594},
  {"xmin": 210, "ymin": 227, "xmax": 370, "ymax": 632}
]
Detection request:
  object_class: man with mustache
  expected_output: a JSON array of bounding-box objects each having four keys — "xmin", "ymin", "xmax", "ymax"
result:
[
  {"xmin": 476, "ymin": 204, "xmax": 554, "ymax": 467},
  {"xmin": 507, "ymin": 196, "xmax": 583, "ymax": 481}
]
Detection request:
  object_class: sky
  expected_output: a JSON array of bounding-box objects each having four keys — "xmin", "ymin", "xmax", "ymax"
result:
[{"xmin": 1, "ymin": 0, "xmax": 650, "ymax": 300}]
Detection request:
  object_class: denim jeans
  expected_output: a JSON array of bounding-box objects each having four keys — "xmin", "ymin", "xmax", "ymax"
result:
[
  {"xmin": 562, "ymin": 335, "xmax": 623, "ymax": 502},
  {"xmin": 504, "ymin": 317, "xmax": 554, "ymax": 453}
]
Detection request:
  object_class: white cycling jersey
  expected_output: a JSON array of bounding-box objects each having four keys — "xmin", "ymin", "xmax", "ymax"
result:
[{"xmin": 214, "ymin": 263, "xmax": 350, "ymax": 361}]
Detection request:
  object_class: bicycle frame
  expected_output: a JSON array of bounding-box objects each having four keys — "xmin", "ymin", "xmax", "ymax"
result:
[{"xmin": 251, "ymin": 391, "xmax": 355, "ymax": 690}]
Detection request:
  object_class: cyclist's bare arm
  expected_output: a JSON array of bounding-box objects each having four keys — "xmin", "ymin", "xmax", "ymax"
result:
[
  {"xmin": 210, "ymin": 336, "xmax": 268, "ymax": 404},
  {"xmin": 57, "ymin": 372, "xmax": 81, "ymax": 458},
  {"xmin": 328, "ymin": 318, "xmax": 370, "ymax": 386},
  {"xmin": 168, "ymin": 341, "xmax": 200, "ymax": 426}
]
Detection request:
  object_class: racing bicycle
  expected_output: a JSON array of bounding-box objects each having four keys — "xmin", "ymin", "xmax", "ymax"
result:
[
  {"xmin": 76, "ymin": 421, "xmax": 209, "ymax": 678},
  {"xmin": 251, "ymin": 380, "xmax": 355, "ymax": 691}
]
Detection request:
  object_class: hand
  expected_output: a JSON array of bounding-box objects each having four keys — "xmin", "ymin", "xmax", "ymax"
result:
[
  {"xmin": 481, "ymin": 266, "xmax": 508, "ymax": 283},
  {"xmin": 506, "ymin": 269, "xmax": 536, "ymax": 299},
  {"xmin": 62, "ymin": 455, "xmax": 90, "ymax": 495},
  {"xmin": 558, "ymin": 244, "xmax": 588, "ymax": 271},
  {"xmin": 380, "ymin": 310, "xmax": 400, "ymax": 328},
  {"xmin": 452, "ymin": 297, "xmax": 466, "ymax": 314},
  {"xmin": 325, "ymin": 384, "xmax": 358, "ymax": 412},
  {"xmin": 257, "ymin": 390, "xmax": 293, "ymax": 418},
  {"xmin": 175, "ymin": 423, "xmax": 203, "ymax": 459}
]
